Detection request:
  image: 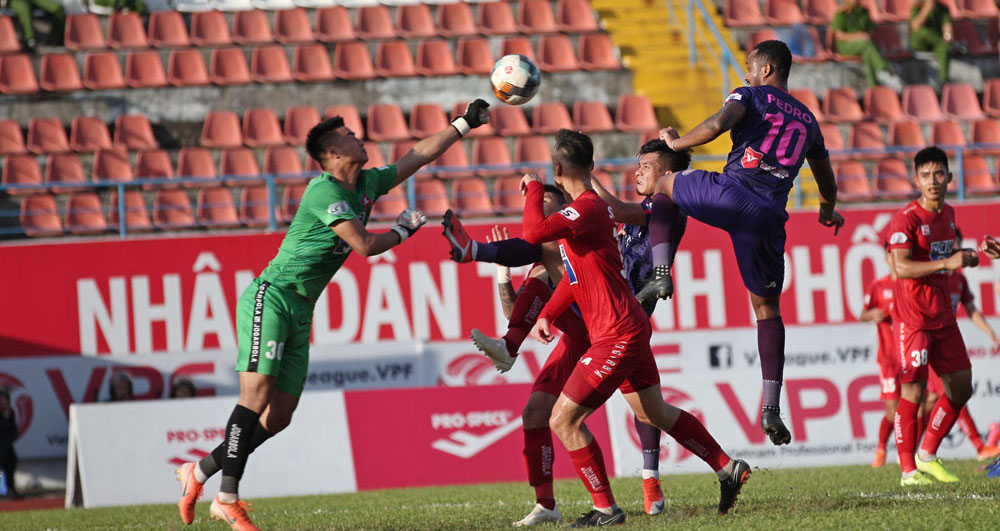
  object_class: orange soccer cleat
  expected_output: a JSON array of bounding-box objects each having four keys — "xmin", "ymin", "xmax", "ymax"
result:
[
  {"xmin": 872, "ymin": 448, "xmax": 887, "ymax": 468},
  {"xmin": 210, "ymin": 496, "xmax": 260, "ymax": 531},
  {"xmin": 642, "ymin": 477, "xmax": 665, "ymax": 515},
  {"xmin": 977, "ymin": 445, "xmax": 1000, "ymax": 461},
  {"xmin": 176, "ymin": 462, "xmax": 205, "ymax": 525}
]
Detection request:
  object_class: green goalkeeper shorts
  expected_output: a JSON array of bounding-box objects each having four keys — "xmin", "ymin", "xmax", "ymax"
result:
[{"xmin": 235, "ymin": 278, "xmax": 313, "ymax": 397}]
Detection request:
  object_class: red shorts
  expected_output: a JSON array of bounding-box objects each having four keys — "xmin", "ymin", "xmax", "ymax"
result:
[
  {"xmin": 531, "ymin": 333, "xmax": 587, "ymax": 396},
  {"xmin": 562, "ymin": 328, "xmax": 660, "ymax": 410},
  {"xmin": 895, "ymin": 321, "xmax": 971, "ymax": 384},
  {"xmin": 878, "ymin": 359, "xmax": 901, "ymax": 400},
  {"xmin": 926, "ymin": 368, "xmax": 945, "ymax": 396}
]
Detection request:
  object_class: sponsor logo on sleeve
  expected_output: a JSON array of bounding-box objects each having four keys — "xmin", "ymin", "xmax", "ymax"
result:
[
  {"xmin": 559, "ymin": 207, "xmax": 580, "ymax": 220},
  {"xmin": 741, "ymin": 147, "xmax": 763, "ymax": 169},
  {"xmin": 889, "ymin": 232, "xmax": 908, "ymax": 244},
  {"xmin": 725, "ymin": 92, "xmax": 743, "ymax": 104},
  {"xmin": 328, "ymin": 201, "xmax": 351, "ymax": 216}
]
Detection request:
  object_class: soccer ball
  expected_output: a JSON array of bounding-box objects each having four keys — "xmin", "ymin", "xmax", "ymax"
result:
[{"xmin": 490, "ymin": 54, "xmax": 541, "ymax": 106}]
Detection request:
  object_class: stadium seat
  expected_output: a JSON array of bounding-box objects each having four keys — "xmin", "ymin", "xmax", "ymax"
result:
[
  {"xmin": 863, "ymin": 86, "xmax": 904, "ymax": 123},
  {"xmin": 108, "ymin": 190, "xmax": 153, "ymax": 232},
  {"xmin": 242, "ymin": 108, "xmax": 284, "ymax": 147},
  {"xmin": 847, "ymin": 122, "xmax": 885, "ymax": 159},
  {"xmin": 233, "ymin": 10, "xmax": 275, "ymax": 44},
  {"xmin": 325, "ymin": 104, "xmax": 365, "ymax": 139},
  {"xmin": 413, "ymin": 178, "xmax": 450, "ymax": 217},
  {"xmin": 357, "ymin": 6, "xmax": 396, "ymax": 39},
  {"xmin": 408, "ymin": 104, "xmax": 449, "ymax": 139},
  {"xmin": 820, "ymin": 123, "xmax": 846, "ymax": 160},
  {"xmin": 20, "ymin": 195, "xmax": 63, "ymax": 236},
  {"xmin": 789, "ymin": 88, "xmax": 824, "ymax": 122},
  {"xmin": 518, "ymin": 0, "xmax": 558, "ymax": 33},
  {"xmin": 108, "ymin": 12, "xmax": 148, "ymax": 49},
  {"xmin": 438, "ymin": 2, "xmax": 477, "ymax": 37},
  {"xmin": 0, "ymin": 16, "xmax": 19, "ymax": 53},
  {"xmin": 0, "ymin": 54, "xmax": 39, "ymax": 94},
  {"xmin": 532, "ymin": 102, "xmax": 573, "ymax": 134},
  {"xmin": 835, "ymin": 161, "xmax": 874, "ymax": 201},
  {"xmin": 315, "ymin": 6, "xmax": 356, "ymax": 42},
  {"xmin": 578, "ymin": 33, "xmax": 620, "ymax": 70},
  {"xmin": 1, "ymin": 155, "xmax": 42, "ymax": 193},
  {"xmin": 45, "ymin": 153, "xmax": 88, "ymax": 192},
  {"xmin": 573, "ymin": 101, "xmax": 614, "ymax": 133},
  {"xmin": 957, "ymin": 0, "xmax": 999, "ymax": 18},
  {"xmin": 177, "ymin": 147, "xmax": 217, "ymax": 187},
  {"xmin": 397, "ymin": 4, "xmax": 436, "ymax": 38},
  {"xmin": 451, "ymin": 101, "xmax": 495, "ymax": 137},
  {"xmin": 415, "ymin": 39, "xmax": 458, "ymax": 76},
  {"xmin": 283, "ymin": 105, "xmax": 321, "ymax": 145},
  {"xmin": 941, "ymin": 83, "xmax": 985, "ymax": 121},
  {"xmin": 92, "ymin": 147, "xmax": 133, "ymax": 183},
  {"xmin": 615, "ymin": 94, "xmax": 658, "ymax": 132},
  {"xmin": 39, "ymin": 53, "xmax": 84, "ymax": 92},
  {"xmin": 370, "ymin": 185, "xmax": 407, "ymax": 221},
  {"xmin": 930, "ymin": 120, "xmax": 967, "ymax": 150},
  {"xmin": 210, "ymin": 47, "xmax": 252, "ymax": 85},
  {"xmin": 557, "ymin": 0, "xmax": 598, "ymax": 32},
  {"xmin": 822, "ymin": 87, "xmax": 864, "ymax": 123},
  {"xmin": 428, "ymin": 143, "xmax": 473, "ymax": 178},
  {"xmin": 724, "ymin": 0, "xmax": 766, "ymax": 26},
  {"xmin": 451, "ymin": 177, "xmax": 493, "ymax": 216},
  {"xmin": 82, "ymin": 52, "xmax": 126, "ymax": 90},
  {"xmin": 292, "ymin": 43, "xmax": 334, "ymax": 82},
  {"xmin": 190, "ymin": 11, "xmax": 233, "ymax": 46},
  {"xmin": 65, "ymin": 193, "xmax": 108, "ymax": 234},
  {"xmin": 366, "ymin": 103, "xmax": 409, "ymax": 142},
  {"xmin": 478, "ymin": 1, "xmax": 517, "ymax": 35},
  {"xmin": 889, "ymin": 120, "xmax": 928, "ymax": 155},
  {"xmin": 27, "ymin": 117, "xmax": 70, "ymax": 155},
  {"xmin": 952, "ymin": 20, "xmax": 995, "ymax": 55},
  {"xmin": 0, "ymin": 120, "xmax": 26, "ymax": 156},
  {"xmin": 275, "ymin": 8, "xmax": 315, "ymax": 43},
  {"xmin": 203, "ymin": 110, "xmax": 245, "ymax": 149},
  {"xmin": 125, "ymin": 50, "xmax": 168, "ymax": 88},
  {"xmin": 901, "ymin": 85, "xmax": 944, "ymax": 122},
  {"xmin": 364, "ymin": 142, "xmax": 386, "ymax": 167},
  {"xmin": 251, "ymin": 45, "xmax": 293, "ymax": 82},
  {"xmin": 239, "ymin": 184, "xmax": 272, "ymax": 226},
  {"xmin": 492, "ymin": 105, "xmax": 531, "ymax": 136},
  {"xmin": 148, "ymin": 11, "xmax": 191, "ymax": 47},
  {"xmin": 65, "ymin": 14, "xmax": 106, "ymax": 50},
  {"xmin": 876, "ymin": 0, "xmax": 912, "ymax": 21},
  {"xmin": 167, "ymin": 49, "xmax": 210, "ymax": 86},
  {"xmin": 374, "ymin": 40, "xmax": 417, "ymax": 77},
  {"xmin": 472, "ymin": 136, "xmax": 513, "ymax": 177},
  {"xmin": 803, "ymin": 0, "xmax": 836, "ymax": 24},
  {"xmin": 494, "ymin": 175, "xmax": 526, "ymax": 214},
  {"xmin": 985, "ymin": 79, "xmax": 1000, "ymax": 118},
  {"xmin": 514, "ymin": 135, "xmax": 552, "ymax": 166},
  {"xmin": 389, "ymin": 139, "xmax": 416, "ymax": 164},
  {"xmin": 872, "ymin": 23, "xmax": 912, "ymax": 60},
  {"xmin": 333, "ymin": 41, "xmax": 376, "ymax": 80},
  {"xmin": 500, "ymin": 36, "xmax": 536, "ymax": 60},
  {"xmin": 278, "ymin": 182, "xmax": 307, "ymax": 222},
  {"xmin": 135, "ymin": 149, "xmax": 175, "ymax": 187},
  {"xmin": 70, "ymin": 117, "xmax": 112, "ymax": 152},
  {"xmin": 264, "ymin": 145, "xmax": 305, "ymax": 183},
  {"xmin": 765, "ymin": 0, "xmax": 805, "ymax": 24},
  {"xmin": 963, "ymin": 155, "xmax": 1000, "ymax": 195},
  {"xmin": 971, "ymin": 119, "xmax": 1000, "ymax": 155},
  {"xmin": 197, "ymin": 187, "xmax": 241, "ymax": 227},
  {"xmin": 114, "ymin": 114, "xmax": 157, "ymax": 150},
  {"xmin": 154, "ymin": 189, "xmax": 197, "ymax": 229},
  {"xmin": 614, "ymin": 169, "xmax": 639, "ymax": 201},
  {"xmin": 536, "ymin": 35, "xmax": 579, "ymax": 72},
  {"xmin": 873, "ymin": 158, "xmax": 915, "ymax": 199},
  {"xmin": 220, "ymin": 147, "xmax": 261, "ymax": 185},
  {"xmin": 455, "ymin": 37, "xmax": 493, "ymax": 75}
]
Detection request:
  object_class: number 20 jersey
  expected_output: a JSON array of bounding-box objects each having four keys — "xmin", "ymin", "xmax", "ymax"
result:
[{"xmin": 723, "ymin": 86, "xmax": 828, "ymax": 204}]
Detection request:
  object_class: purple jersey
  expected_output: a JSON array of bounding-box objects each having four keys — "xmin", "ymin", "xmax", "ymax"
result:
[
  {"xmin": 618, "ymin": 198, "xmax": 656, "ymax": 316},
  {"xmin": 723, "ymin": 85, "xmax": 828, "ymax": 204}
]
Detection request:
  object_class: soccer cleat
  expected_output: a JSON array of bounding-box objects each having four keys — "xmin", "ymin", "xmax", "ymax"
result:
[
  {"xmin": 569, "ymin": 507, "xmax": 626, "ymax": 527},
  {"xmin": 471, "ymin": 329, "xmax": 515, "ymax": 373},
  {"xmin": 899, "ymin": 471, "xmax": 934, "ymax": 486},
  {"xmin": 760, "ymin": 406, "xmax": 792, "ymax": 446},
  {"xmin": 985, "ymin": 457, "xmax": 1000, "ymax": 478},
  {"xmin": 642, "ymin": 477, "xmax": 665, "ymax": 515},
  {"xmin": 512, "ymin": 503, "xmax": 561, "ymax": 526},
  {"xmin": 718, "ymin": 459, "xmax": 751, "ymax": 515},
  {"xmin": 442, "ymin": 209, "xmax": 474, "ymax": 263},
  {"xmin": 977, "ymin": 445, "xmax": 1000, "ymax": 461},
  {"xmin": 872, "ymin": 448, "xmax": 887, "ymax": 468},
  {"xmin": 209, "ymin": 496, "xmax": 260, "ymax": 531},
  {"xmin": 915, "ymin": 456, "xmax": 959, "ymax": 483},
  {"xmin": 635, "ymin": 265, "xmax": 673, "ymax": 305},
  {"xmin": 176, "ymin": 462, "xmax": 204, "ymax": 525}
]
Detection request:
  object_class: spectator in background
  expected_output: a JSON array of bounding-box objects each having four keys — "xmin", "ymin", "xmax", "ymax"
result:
[
  {"xmin": 170, "ymin": 378, "xmax": 196, "ymax": 399},
  {"xmin": 910, "ymin": 0, "xmax": 953, "ymax": 84},
  {"xmin": 108, "ymin": 372, "xmax": 134, "ymax": 402},
  {"xmin": 0, "ymin": 388, "xmax": 21, "ymax": 499},
  {"xmin": 830, "ymin": 0, "xmax": 893, "ymax": 87},
  {"xmin": 3, "ymin": 0, "xmax": 65, "ymax": 50},
  {"xmin": 91, "ymin": 0, "xmax": 147, "ymax": 15}
]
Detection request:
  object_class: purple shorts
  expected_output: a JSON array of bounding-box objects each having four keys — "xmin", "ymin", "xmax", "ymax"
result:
[{"xmin": 672, "ymin": 169, "xmax": 787, "ymax": 297}]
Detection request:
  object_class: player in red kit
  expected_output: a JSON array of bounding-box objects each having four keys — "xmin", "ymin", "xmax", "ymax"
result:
[
  {"xmin": 887, "ymin": 146, "xmax": 980, "ymax": 487},
  {"xmin": 521, "ymin": 130, "xmax": 749, "ymax": 526},
  {"xmin": 860, "ymin": 243, "xmax": 898, "ymax": 468}
]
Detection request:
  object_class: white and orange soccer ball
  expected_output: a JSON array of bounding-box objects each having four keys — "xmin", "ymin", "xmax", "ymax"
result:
[{"xmin": 490, "ymin": 54, "xmax": 541, "ymax": 106}]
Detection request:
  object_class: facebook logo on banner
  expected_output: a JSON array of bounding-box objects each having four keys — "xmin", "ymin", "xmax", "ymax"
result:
[{"xmin": 708, "ymin": 344, "xmax": 733, "ymax": 369}]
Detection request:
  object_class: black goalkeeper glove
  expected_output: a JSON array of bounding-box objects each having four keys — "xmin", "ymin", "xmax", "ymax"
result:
[{"xmin": 451, "ymin": 99, "xmax": 490, "ymax": 136}]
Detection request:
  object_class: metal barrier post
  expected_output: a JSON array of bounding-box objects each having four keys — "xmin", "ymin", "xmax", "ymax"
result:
[
  {"xmin": 117, "ymin": 182, "xmax": 127, "ymax": 237},
  {"xmin": 266, "ymin": 174, "xmax": 277, "ymax": 231},
  {"xmin": 407, "ymin": 176, "xmax": 416, "ymax": 209},
  {"xmin": 687, "ymin": 0, "xmax": 696, "ymax": 67},
  {"xmin": 955, "ymin": 147, "xmax": 965, "ymax": 202}
]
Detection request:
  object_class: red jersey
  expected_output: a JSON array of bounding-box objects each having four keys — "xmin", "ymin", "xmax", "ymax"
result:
[
  {"xmin": 947, "ymin": 271, "xmax": 974, "ymax": 316},
  {"xmin": 521, "ymin": 181, "xmax": 648, "ymax": 342},
  {"xmin": 863, "ymin": 275, "xmax": 896, "ymax": 366},
  {"xmin": 887, "ymin": 200, "xmax": 957, "ymax": 329}
]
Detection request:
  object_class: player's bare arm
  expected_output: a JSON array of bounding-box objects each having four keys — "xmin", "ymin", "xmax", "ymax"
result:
[
  {"xmin": 662, "ymin": 101, "xmax": 747, "ymax": 152},
  {"xmin": 963, "ymin": 300, "xmax": 1000, "ymax": 347},
  {"xmin": 891, "ymin": 247, "xmax": 979, "ymax": 279},
  {"xmin": 331, "ymin": 208, "xmax": 427, "ymax": 257},
  {"xmin": 590, "ymin": 174, "xmax": 646, "ymax": 226},
  {"xmin": 809, "ymin": 155, "xmax": 845, "ymax": 235},
  {"xmin": 980, "ymin": 235, "xmax": 1000, "ymax": 259},
  {"xmin": 393, "ymin": 99, "xmax": 490, "ymax": 186},
  {"xmin": 859, "ymin": 307, "xmax": 887, "ymax": 322}
]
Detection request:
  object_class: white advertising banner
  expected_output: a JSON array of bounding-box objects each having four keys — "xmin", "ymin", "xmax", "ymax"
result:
[{"xmin": 66, "ymin": 391, "xmax": 356, "ymax": 508}]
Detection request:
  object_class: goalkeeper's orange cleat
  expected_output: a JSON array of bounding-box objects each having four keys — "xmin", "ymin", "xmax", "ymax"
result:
[
  {"xmin": 176, "ymin": 462, "xmax": 204, "ymax": 525},
  {"xmin": 210, "ymin": 496, "xmax": 260, "ymax": 531},
  {"xmin": 872, "ymin": 448, "xmax": 886, "ymax": 468}
]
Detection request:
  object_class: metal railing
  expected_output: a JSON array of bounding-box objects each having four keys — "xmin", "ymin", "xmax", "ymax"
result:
[{"xmin": 686, "ymin": 0, "xmax": 746, "ymax": 98}]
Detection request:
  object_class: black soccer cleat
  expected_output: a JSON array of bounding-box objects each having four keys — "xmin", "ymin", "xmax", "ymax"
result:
[
  {"xmin": 569, "ymin": 507, "xmax": 626, "ymax": 527},
  {"xmin": 636, "ymin": 265, "xmax": 673, "ymax": 305},
  {"xmin": 718, "ymin": 459, "xmax": 751, "ymax": 515},
  {"xmin": 760, "ymin": 405, "xmax": 792, "ymax": 445}
]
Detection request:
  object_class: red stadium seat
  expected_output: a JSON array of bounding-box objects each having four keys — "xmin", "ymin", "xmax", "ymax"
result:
[
  {"xmin": 0, "ymin": 16, "xmax": 19, "ymax": 53},
  {"xmin": 902, "ymin": 85, "xmax": 944, "ymax": 122},
  {"xmin": 220, "ymin": 147, "xmax": 261, "ymax": 185},
  {"xmin": 114, "ymin": 114, "xmax": 157, "ymax": 150},
  {"xmin": 374, "ymin": 40, "xmax": 416, "ymax": 77},
  {"xmin": 957, "ymin": 0, "xmax": 999, "ymax": 18},
  {"xmin": 415, "ymin": 39, "xmax": 458, "ymax": 76},
  {"xmin": 873, "ymin": 158, "xmax": 915, "ymax": 199},
  {"xmin": 941, "ymin": 82, "xmax": 985, "ymax": 121},
  {"xmin": 414, "ymin": 178, "xmax": 449, "ymax": 218},
  {"xmin": 27, "ymin": 117, "xmax": 70, "ymax": 155},
  {"xmin": 408, "ymin": 104, "xmax": 449, "ymax": 139},
  {"xmin": 835, "ymin": 161, "xmax": 874, "ymax": 201},
  {"xmin": 618, "ymin": 168, "xmax": 642, "ymax": 202},
  {"xmin": 803, "ymin": 0, "xmax": 837, "ymax": 24},
  {"xmin": 108, "ymin": 12, "xmax": 149, "ymax": 49},
  {"xmin": 333, "ymin": 41, "xmax": 376, "ymax": 80},
  {"xmin": 45, "ymin": 153, "xmax": 88, "ymax": 192},
  {"xmin": 389, "ymin": 140, "xmax": 416, "ymax": 164},
  {"xmin": 823, "ymin": 87, "xmax": 864, "ymax": 123},
  {"xmin": 0, "ymin": 54, "xmax": 38, "ymax": 94},
  {"xmin": 472, "ymin": 136, "xmax": 513, "ymax": 177},
  {"xmin": 357, "ymin": 6, "xmax": 396, "ymax": 40},
  {"xmin": 125, "ymin": 50, "xmax": 168, "ymax": 88},
  {"xmin": 451, "ymin": 177, "xmax": 493, "ymax": 217},
  {"xmin": 202, "ymin": 111, "xmax": 243, "ymax": 148},
  {"xmin": 428, "ymin": 143, "xmax": 473, "ymax": 179},
  {"xmin": 109, "ymin": 190, "xmax": 153, "ymax": 232},
  {"xmin": 724, "ymin": 0, "xmax": 766, "ymax": 26},
  {"xmin": 70, "ymin": 117, "xmax": 112, "ymax": 152},
  {"xmin": 494, "ymin": 175, "xmax": 525, "ymax": 214},
  {"xmin": 455, "ymin": 38, "xmax": 493, "ymax": 75},
  {"xmin": 789, "ymin": 88, "xmax": 824, "ymax": 122},
  {"xmin": 451, "ymin": 101, "xmax": 495, "ymax": 137},
  {"xmin": 82, "ymin": 52, "xmax": 126, "ymax": 90},
  {"xmin": 397, "ymin": 4, "xmax": 436, "ymax": 38},
  {"xmin": 233, "ymin": 10, "xmax": 274, "ymax": 45},
  {"xmin": 366, "ymin": 103, "xmax": 409, "ymax": 142},
  {"xmin": 264, "ymin": 146, "xmax": 305, "ymax": 184},
  {"xmin": 765, "ymin": 0, "xmax": 805, "ymax": 24},
  {"xmin": 971, "ymin": 119, "xmax": 1000, "ymax": 155},
  {"xmin": 864, "ymin": 86, "xmax": 904, "ymax": 123},
  {"xmin": 239, "ymin": 185, "xmax": 272, "ymax": 227},
  {"xmin": 615, "ymin": 94, "xmax": 658, "ymax": 132},
  {"xmin": 478, "ymin": 1, "xmax": 517, "ymax": 35},
  {"xmin": 872, "ymin": 23, "xmax": 912, "ymax": 60},
  {"xmin": 514, "ymin": 135, "xmax": 552, "ymax": 165},
  {"xmin": 275, "ymin": 8, "xmax": 315, "ymax": 44},
  {"xmin": 167, "ymin": 48, "xmax": 210, "ymax": 86},
  {"xmin": 500, "ymin": 37, "xmax": 536, "ymax": 61},
  {"xmin": 251, "ymin": 45, "xmax": 292, "ymax": 83},
  {"xmin": 197, "ymin": 187, "xmax": 241, "ymax": 227},
  {"xmin": 846, "ymin": 122, "xmax": 885, "ymax": 159},
  {"xmin": 573, "ymin": 101, "xmax": 615, "ymax": 133},
  {"xmin": 518, "ymin": 0, "xmax": 558, "ymax": 34},
  {"xmin": 65, "ymin": 14, "xmax": 107, "ymax": 51},
  {"xmin": 293, "ymin": 44, "xmax": 334, "ymax": 82},
  {"xmin": 952, "ymin": 20, "xmax": 995, "ymax": 55},
  {"xmin": 148, "ymin": 11, "xmax": 191, "ymax": 48},
  {"xmin": 557, "ymin": 0, "xmax": 598, "ymax": 32},
  {"xmin": 492, "ymin": 105, "xmax": 531, "ymax": 136},
  {"xmin": 279, "ymin": 182, "xmax": 305, "ymax": 222},
  {"xmin": 532, "ymin": 102, "xmax": 573, "ymax": 134},
  {"xmin": 315, "ymin": 6, "xmax": 356, "ymax": 43},
  {"xmin": 325, "ymin": 105, "xmax": 365, "ymax": 139},
  {"xmin": 284, "ymin": 105, "xmax": 321, "ymax": 145},
  {"xmin": 820, "ymin": 123, "xmax": 846, "ymax": 159},
  {"xmin": 536, "ymin": 35, "xmax": 578, "ymax": 72},
  {"xmin": 210, "ymin": 47, "xmax": 252, "ymax": 85},
  {"xmin": 177, "ymin": 147, "xmax": 217, "ymax": 187},
  {"xmin": 135, "ymin": 149, "xmax": 175, "ymax": 187},
  {"xmin": 39, "ymin": 53, "xmax": 83, "ymax": 92},
  {"xmin": 92, "ymin": 147, "xmax": 134, "ymax": 183},
  {"xmin": 65, "ymin": 193, "xmax": 108, "ymax": 234},
  {"xmin": 878, "ymin": 0, "xmax": 913, "ymax": 22},
  {"xmin": 20, "ymin": 194, "xmax": 63, "ymax": 237},
  {"xmin": 1, "ymin": 155, "xmax": 42, "ymax": 193},
  {"xmin": 154, "ymin": 189, "xmax": 197, "ymax": 230},
  {"xmin": 437, "ymin": 2, "xmax": 477, "ymax": 37},
  {"xmin": 578, "ymin": 33, "xmax": 620, "ymax": 70},
  {"xmin": 964, "ymin": 156, "xmax": 1000, "ymax": 195},
  {"xmin": 364, "ymin": 142, "xmax": 386, "ymax": 168},
  {"xmin": 985, "ymin": 79, "xmax": 1000, "ymax": 118},
  {"xmin": 930, "ymin": 120, "xmax": 967, "ymax": 150},
  {"xmin": 369, "ymin": 185, "xmax": 406, "ymax": 221},
  {"xmin": 0, "ymin": 120, "xmax": 26, "ymax": 156},
  {"xmin": 888, "ymin": 120, "xmax": 926, "ymax": 156},
  {"xmin": 242, "ymin": 108, "xmax": 284, "ymax": 148},
  {"xmin": 191, "ymin": 11, "xmax": 232, "ymax": 46}
]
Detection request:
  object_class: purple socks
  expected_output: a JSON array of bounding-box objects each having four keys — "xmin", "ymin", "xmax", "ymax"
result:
[
  {"xmin": 634, "ymin": 416, "xmax": 661, "ymax": 471},
  {"xmin": 757, "ymin": 316, "xmax": 786, "ymax": 408},
  {"xmin": 475, "ymin": 238, "xmax": 542, "ymax": 267},
  {"xmin": 648, "ymin": 193, "xmax": 686, "ymax": 268}
]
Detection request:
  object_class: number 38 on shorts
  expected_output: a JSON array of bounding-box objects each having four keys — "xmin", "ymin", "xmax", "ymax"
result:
[{"xmin": 909, "ymin": 348, "xmax": 928, "ymax": 368}]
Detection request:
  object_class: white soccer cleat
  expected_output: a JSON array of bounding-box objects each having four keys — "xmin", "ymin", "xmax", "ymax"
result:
[
  {"xmin": 513, "ymin": 503, "xmax": 561, "ymax": 526},
  {"xmin": 471, "ymin": 329, "xmax": 515, "ymax": 373}
]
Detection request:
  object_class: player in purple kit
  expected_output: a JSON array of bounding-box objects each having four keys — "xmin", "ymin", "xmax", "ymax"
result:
[{"xmin": 636, "ymin": 40, "xmax": 845, "ymax": 445}]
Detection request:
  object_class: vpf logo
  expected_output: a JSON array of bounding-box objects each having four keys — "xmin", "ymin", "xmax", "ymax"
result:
[
  {"xmin": 624, "ymin": 386, "xmax": 704, "ymax": 465},
  {"xmin": 441, "ymin": 354, "xmax": 507, "ymax": 387},
  {"xmin": 0, "ymin": 373, "xmax": 33, "ymax": 438}
]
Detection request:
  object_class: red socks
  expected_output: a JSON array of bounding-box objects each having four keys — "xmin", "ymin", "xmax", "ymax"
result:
[
  {"xmin": 894, "ymin": 398, "xmax": 919, "ymax": 473},
  {"xmin": 522, "ymin": 427, "xmax": 555, "ymax": 510},
  {"xmin": 667, "ymin": 410, "xmax": 731, "ymax": 472},
  {"xmin": 503, "ymin": 277, "xmax": 550, "ymax": 355},
  {"xmin": 921, "ymin": 397, "xmax": 962, "ymax": 457},
  {"xmin": 957, "ymin": 407, "xmax": 984, "ymax": 451},
  {"xmin": 568, "ymin": 439, "xmax": 615, "ymax": 510},
  {"xmin": 877, "ymin": 416, "xmax": 893, "ymax": 451}
]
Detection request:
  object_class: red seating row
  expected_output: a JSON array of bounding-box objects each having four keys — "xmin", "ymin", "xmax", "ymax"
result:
[
  {"xmin": 788, "ymin": 83, "xmax": 996, "ymax": 124},
  {"xmin": 821, "ymin": 119, "xmax": 1000, "ymax": 161},
  {"xmin": 726, "ymin": 0, "xmax": 998, "ymax": 27},
  {"xmin": 0, "ymin": 115, "xmax": 156, "ymax": 156},
  {"xmin": 836, "ymin": 156, "xmax": 1000, "ymax": 202}
]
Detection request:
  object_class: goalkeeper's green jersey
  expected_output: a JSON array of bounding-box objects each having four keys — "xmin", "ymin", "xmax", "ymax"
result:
[{"xmin": 258, "ymin": 164, "xmax": 398, "ymax": 301}]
